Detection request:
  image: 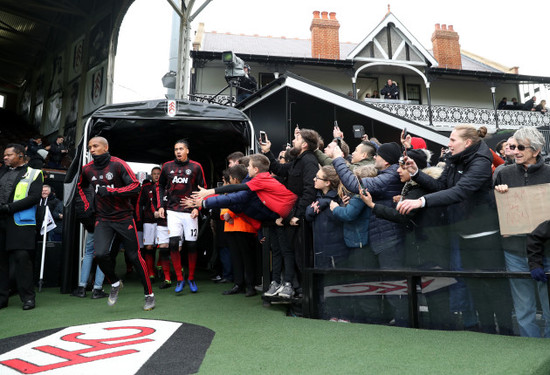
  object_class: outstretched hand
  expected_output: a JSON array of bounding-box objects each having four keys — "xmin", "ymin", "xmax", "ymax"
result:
[
  {"xmin": 396, "ymin": 198, "xmax": 422, "ymax": 215},
  {"xmin": 181, "ymin": 196, "xmax": 202, "ymax": 209},
  {"xmin": 402, "ymin": 155, "xmax": 418, "ymax": 175},
  {"xmin": 192, "ymin": 186, "xmax": 215, "ymax": 200}
]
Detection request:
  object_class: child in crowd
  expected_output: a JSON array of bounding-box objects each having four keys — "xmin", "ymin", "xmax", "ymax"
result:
[
  {"xmin": 212, "ymin": 164, "xmax": 259, "ymax": 297},
  {"xmin": 305, "ymin": 166, "xmax": 348, "ymax": 268},
  {"xmin": 305, "ymin": 165, "xmax": 349, "ymax": 320},
  {"xmin": 189, "ymin": 154, "xmax": 297, "ymax": 222}
]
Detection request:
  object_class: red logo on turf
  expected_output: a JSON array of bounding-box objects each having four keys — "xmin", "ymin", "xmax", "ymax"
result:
[{"xmin": 0, "ymin": 326, "xmax": 155, "ymax": 374}]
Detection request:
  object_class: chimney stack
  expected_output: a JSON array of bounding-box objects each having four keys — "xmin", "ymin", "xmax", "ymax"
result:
[
  {"xmin": 310, "ymin": 10, "xmax": 340, "ymax": 60},
  {"xmin": 431, "ymin": 23, "xmax": 462, "ymax": 69}
]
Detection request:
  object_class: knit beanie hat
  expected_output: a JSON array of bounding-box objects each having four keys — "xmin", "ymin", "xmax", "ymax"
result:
[
  {"xmin": 377, "ymin": 142, "xmax": 401, "ymax": 165},
  {"xmin": 406, "ymin": 149, "xmax": 429, "ymax": 170},
  {"xmin": 410, "ymin": 137, "xmax": 427, "ymax": 150}
]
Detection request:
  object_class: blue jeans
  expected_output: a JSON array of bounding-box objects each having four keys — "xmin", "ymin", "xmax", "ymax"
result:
[
  {"xmin": 504, "ymin": 251, "xmax": 550, "ymax": 338},
  {"xmin": 80, "ymin": 233, "xmax": 105, "ymax": 290}
]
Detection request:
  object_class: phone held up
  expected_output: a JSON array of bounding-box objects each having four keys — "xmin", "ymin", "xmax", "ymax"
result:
[
  {"xmin": 259, "ymin": 130, "xmax": 267, "ymax": 144},
  {"xmin": 356, "ymin": 176, "xmax": 368, "ymax": 196},
  {"xmin": 353, "ymin": 125, "xmax": 365, "ymax": 139}
]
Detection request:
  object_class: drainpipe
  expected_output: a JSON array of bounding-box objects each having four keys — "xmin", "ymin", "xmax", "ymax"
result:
[
  {"xmin": 352, "ymin": 77, "xmax": 357, "ymax": 100},
  {"xmin": 491, "ymin": 86, "xmax": 499, "ymax": 130},
  {"xmin": 426, "ymin": 82, "xmax": 433, "ymax": 126}
]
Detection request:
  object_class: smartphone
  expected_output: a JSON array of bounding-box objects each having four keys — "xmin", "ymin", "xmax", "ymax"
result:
[
  {"xmin": 356, "ymin": 176, "xmax": 367, "ymax": 195},
  {"xmin": 259, "ymin": 131, "xmax": 267, "ymax": 144},
  {"xmin": 353, "ymin": 125, "xmax": 365, "ymax": 138},
  {"xmin": 402, "ymin": 127, "xmax": 408, "ymax": 139}
]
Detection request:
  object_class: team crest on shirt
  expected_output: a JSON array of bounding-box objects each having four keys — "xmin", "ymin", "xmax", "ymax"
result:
[
  {"xmin": 99, "ymin": 175, "xmax": 103, "ymax": 180},
  {"xmin": 106, "ymin": 172, "xmax": 113, "ymax": 181},
  {"xmin": 185, "ymin": 169, "xmax": 192, "ymax": 176}
]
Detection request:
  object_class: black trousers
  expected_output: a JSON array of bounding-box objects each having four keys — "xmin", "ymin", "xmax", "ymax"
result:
[
  {"xmin": 0, "ymin": 249, "xmax": 35, "ymax": 305},
  {"xmin": 226, "ymin": 232, "xmax": 256, "ymax": 289},
  {"xmin": 94, "ymin": 218, "xmax": 152, "ymax": 295}
]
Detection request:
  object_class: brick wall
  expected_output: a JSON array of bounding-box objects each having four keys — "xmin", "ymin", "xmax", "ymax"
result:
[
  {"xmin": 310, "ymin": 11, "xmax": 340, "ymax": 60},
  {"xmin": 431, "ymin": 24, "xmax": 462, "ymax": 69}
]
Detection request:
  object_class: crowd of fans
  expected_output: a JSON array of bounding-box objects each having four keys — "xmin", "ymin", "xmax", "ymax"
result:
[{"xmin": 4, "ymin": 124, "xmax": 550, "ymax": 339}]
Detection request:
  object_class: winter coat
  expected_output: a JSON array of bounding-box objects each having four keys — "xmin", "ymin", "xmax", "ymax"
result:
[
  {"xmin": 333, "ymin": 158, "xmax": 404, "ymax": 246},
  {"xmin": 332, "ymin": 195, "xmax": 371, "ymax": 249},
  {"xmin": 266, "ymin": 149, "xmax": 318, "ymax": 220},
  {"xmin": 413, "ymin": 140, "xmax": 498, "ymax": 235},
  {"xmin": 371, "ymin": 166, "xmax": 449, "ymax": 268},
  {"xmin": 381, "ymin": 83, "xmax": 400, "ymax": 99},
  {"xmin": 494, "ymin": 155, "xmax": 550, "ymax": 256},
  {"xmin": 305, "ymin": 190, "xmax": 349, "ymax": 267},
  {"xmin": 0, "ymin": 164, "xmax": 43, "ymax": 250}
]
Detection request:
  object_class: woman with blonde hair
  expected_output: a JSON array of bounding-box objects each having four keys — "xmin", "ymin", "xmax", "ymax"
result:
[{"xmin": 398, "ymin": 124, "xmax": 514, "ymax": 335}]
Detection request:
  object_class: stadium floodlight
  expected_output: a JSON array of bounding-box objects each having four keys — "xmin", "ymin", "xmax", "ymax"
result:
[{"xmin": 222, "ymin": 51, "xmax": 245, "ymax": 80}]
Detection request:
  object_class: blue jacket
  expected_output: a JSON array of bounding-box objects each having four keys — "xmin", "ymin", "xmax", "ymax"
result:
[
  {"xmin": 204, "ymin": 190, "xmax": 278, "ymax": 222},
  {"xmin": 305, "ymin": 190, "xmax": 349, "ymax": 267},
  {"xmin": 333, "ymin": 158, "xmax": 404, "ymax": 246},
  {"xmin": 332, "ymin": 195, "xmax": 371, "ymax": 249}
]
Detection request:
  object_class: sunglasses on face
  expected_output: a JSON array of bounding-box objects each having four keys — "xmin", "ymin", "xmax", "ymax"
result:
[
  {"xmin": 508, "ymin": 144, "xmax": 533, "ymax": 151},
  {"xmin": 314, "ymin": 176, "xmax": 328, "ymax": 181}
]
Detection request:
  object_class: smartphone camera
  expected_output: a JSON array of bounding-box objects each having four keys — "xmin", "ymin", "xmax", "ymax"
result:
[{"xmin": 259, "ymin": 131, "xmax": 267, "ymax": 144}]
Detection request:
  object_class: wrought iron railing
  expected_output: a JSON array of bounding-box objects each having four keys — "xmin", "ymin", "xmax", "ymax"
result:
[
  {"xmin": 370, "ymin": 102, "xmax": 550, "ymax": 130},
  {"xmin": 189, "ymin": 93, "xmax": 550, "ymax": 131}
]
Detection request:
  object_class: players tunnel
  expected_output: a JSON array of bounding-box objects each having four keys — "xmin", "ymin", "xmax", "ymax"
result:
[{"xmin": 60, "ymin": 99, "xmax": 256, "ymax": 292}]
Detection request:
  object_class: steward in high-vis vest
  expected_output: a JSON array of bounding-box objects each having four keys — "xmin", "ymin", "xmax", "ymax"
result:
[{"xmin": 0, "ymin": 143, "xmax": 44, "ymax": 311}]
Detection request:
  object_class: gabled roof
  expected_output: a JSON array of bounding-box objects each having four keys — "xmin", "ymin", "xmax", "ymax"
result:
[
  {"xmin": 346, "ymin": 12, "xmax": 438, "ymax": 67},
  {"xmin": 238, "ymin": 72, "xmax": 449, "ymax": 146},
  {"xmin": 200, "ymin": 32, "xmax": 357, "ymax": 59}
]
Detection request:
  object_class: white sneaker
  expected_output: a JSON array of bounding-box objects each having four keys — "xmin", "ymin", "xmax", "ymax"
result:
[
  {"xmin": 277, "ymin": 282, "xmax": 294, "ymax": 298},
  {"xmin": 264, "ymin": 281, "xmax": 281, "ymax": 297},
  {"xmin": 107, "ymin": 281, "xmax": 123, "ymax": 306},
  {"xmin": 144, "ymin": 295, "xmax": 156, "ymax": 311}
]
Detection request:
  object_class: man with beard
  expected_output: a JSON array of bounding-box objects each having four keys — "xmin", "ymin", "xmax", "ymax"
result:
[
  {"xmin": 260, "ymin": 127, "xmax": 319, "ymax": 298},
  {"xmin": 158, "ymin": 139, "xmax": 206, "ymax": 293},
  {"xmin": 77, "ymin": 136, "xmax": 155, "ymax": 310}
]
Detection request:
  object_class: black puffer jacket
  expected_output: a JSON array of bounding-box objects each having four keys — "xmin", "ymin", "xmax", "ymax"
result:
[
  {"xmin": 265, "ymin": 150, "xmax": 318, "ymax": 220},
  {"xmin": 413, "ymin": 140, "xmax": 498, "ymax": 235},
  {"xmin": 372, "ymin": 167, "xmax": 449, "ymax": 267}
]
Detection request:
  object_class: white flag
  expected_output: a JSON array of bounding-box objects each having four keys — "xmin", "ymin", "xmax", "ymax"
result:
[{"xmin": 40, "ymin": 205, "xmax": 57, "ymax": 235}]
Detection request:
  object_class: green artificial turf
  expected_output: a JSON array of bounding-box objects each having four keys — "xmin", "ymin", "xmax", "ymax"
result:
[{"xmin": 2, "ymin": 271, "xmax": 550, "ymax": 375}]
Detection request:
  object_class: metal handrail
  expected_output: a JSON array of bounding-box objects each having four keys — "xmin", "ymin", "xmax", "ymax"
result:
[{"xmin": 303, "ymin": 267, "xmax": 549, "ymax": 330}]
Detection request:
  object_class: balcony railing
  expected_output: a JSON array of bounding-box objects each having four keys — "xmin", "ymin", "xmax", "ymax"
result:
[
  {"xmin": 189, "ymin": 93, "xmax": 550, "ymax": 131},
  {"xmin": 369, "ymin": 100, "xmax": 550, "ymax": 130}
]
